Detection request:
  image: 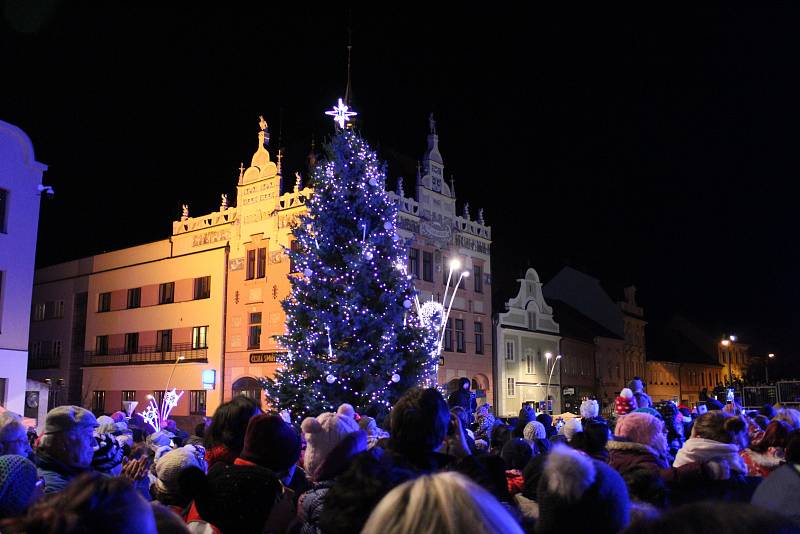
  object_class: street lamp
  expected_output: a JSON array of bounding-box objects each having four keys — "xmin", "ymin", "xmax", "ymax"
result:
[
  {"xmin": 165, "ymin": 355, "xmax": 186, "ymax": 396},
  {"xmin": 545, "ymin": 353, "xmax": 561, "ymax": 413},
  {"xmin": 766, "ymin": 353, "xmax": 776, "ymax": 384},
  {"xmin": 721, "ymin": 335, "xmax": 736, "ymax": 385}
]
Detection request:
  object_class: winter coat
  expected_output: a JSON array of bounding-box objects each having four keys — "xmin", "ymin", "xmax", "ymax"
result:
[
  {"xmin": 297, "ymin": 480, "xmax": 336, "ymax": 534},
  {"xmin": 671, "ymin": 438, "xmax": 760, "ymax": 505},
  {"xmin": 673, "ymin": 438, "xmax": 747, "ymax": 475},
  {"xmin": 607, "ymin": 439, "xmax": 704, "ymax": 484},
  {"xmin": 751, "ymin": 463, "xmax": 800, "ymax": 527},
  {"xmin": 505, "ymin": 469, "xmax": 525, "ymax": 496},
  {"xmin": 740, "ymin": 448, "xmax": 785, "ymax": 478},
  {"xmin": 35, "ymin": 451, "xmax": 89, "ymax": 494}
]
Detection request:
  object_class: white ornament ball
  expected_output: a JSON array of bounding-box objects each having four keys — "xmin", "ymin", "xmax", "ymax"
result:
[
  {"xmin": 326, "ymin": 374, "xmax": 336, "ymax": 384},
  {"xmin": 303, "ymin": 268, "xmax": 313, "ymax": 277},
  {"xmin": 364, "ymin": 251, "xmax": 373, "ymax": 260},
  {"xmin": 403, "ymin": 299, "xmax": 412, "ymax": 309},
  {"xmin": 392, "ymin": 233, "xmax": 400, "ymax": 242},
  {"xmin": 369, "ymin": 178, "xmax": 378, "ymax": 186},
  {"xmin": 383, "ymin": 221, "xmax": 393, "ymax": 230},
  {"xmin": 391, "ymin": 373, "xmax": 401, "ymax": 383}
]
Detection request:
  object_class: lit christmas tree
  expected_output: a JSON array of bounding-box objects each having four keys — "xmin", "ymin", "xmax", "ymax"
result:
[{"xmin": 264, "ymin": 110, "xmax": 437, "ymax": 420}]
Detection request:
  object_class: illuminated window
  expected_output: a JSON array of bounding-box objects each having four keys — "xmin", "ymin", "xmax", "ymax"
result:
[
  {"xmin": 122, "ymin": 391, "xmax": 136, "ymax": 402},
  {"xmin": 192, "ymin": 326, "xmax": 208, "ymax": 349}
]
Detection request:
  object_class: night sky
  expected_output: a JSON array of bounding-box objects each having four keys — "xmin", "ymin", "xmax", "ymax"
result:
[{"xmin": 2, "ymin": 5, "xmax": 798, "ymax": 374}]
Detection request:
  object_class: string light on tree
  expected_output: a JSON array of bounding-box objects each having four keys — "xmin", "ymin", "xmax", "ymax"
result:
[{"xmin": 263, "ymin": 113, "xmax": 437, "ymax": 420}]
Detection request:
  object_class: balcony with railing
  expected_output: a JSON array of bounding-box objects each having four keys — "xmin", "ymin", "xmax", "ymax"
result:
[{"xmin": 82, "ymin": 342, "xmax": 208, "ymax": 367}]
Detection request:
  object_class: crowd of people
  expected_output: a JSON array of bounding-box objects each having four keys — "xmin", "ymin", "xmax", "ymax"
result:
[{"xmin": 0, "ymin": 375, "xmax": 799, "ymax": 533}]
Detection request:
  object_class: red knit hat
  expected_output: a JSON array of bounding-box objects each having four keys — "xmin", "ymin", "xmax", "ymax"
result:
[{"xmin": 615, "ymin": 388, "xmax": 637, "ymax": 416}]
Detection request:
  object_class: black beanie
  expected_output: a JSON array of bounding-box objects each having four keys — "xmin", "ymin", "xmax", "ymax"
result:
[
  {"xmin": 536, "ymin": 445, "xmax": 630, "ymax": 534},
  {"xmin": 239, "ymin": 414, "xmax": 301, "ymax": 473}
]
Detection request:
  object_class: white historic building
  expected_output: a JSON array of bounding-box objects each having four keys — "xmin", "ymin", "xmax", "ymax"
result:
[
  {"xmin": 495, "ymin": 268, "xmax": 561, "ymax": 417},
  {"xmin": 0, "ymin": 120, "xmax": 48, "ymax": 419}
]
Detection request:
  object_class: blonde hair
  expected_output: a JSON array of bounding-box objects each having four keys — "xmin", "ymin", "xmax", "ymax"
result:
[{"xmin": 361, "ymin": 472, "xmax": 523, "ymax": 534}]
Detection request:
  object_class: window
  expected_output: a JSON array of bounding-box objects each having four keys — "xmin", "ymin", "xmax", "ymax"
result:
[
  {"xmin": 92, "ymin": 391, "xmax": 105, "ymax": 413},
  {"xmin": 159, "ymin": 282, "xmax": 175, "ymax": 304},
  {"xmin": 190, "ymin": 390, "xmax": 207, "ymax": 415},
  {"xmin": 33, "ymin": 303, "xmax": 46, "ymax": 321},
  {"xmin": 53, "ymin": 340, "xmax": 62, "ymax": 358},
  {"xmin": 96, "ymin": 335, "xmax": 109, "ymax": 355},
  {"xmin": 0, "ymin": 188, "xmax": 7, "ymax": 233},
  {"xmin": 408, "ymin": 248, "xmax": 419, "ymax": 278},
  {"xmin": 124, "ymin": 333, "xmax": 139, "ymax": 354},
  {"xmin": 249, "ymin": 312, "xmax": 262, "ymax": 350},
  {"xmin": 443, "ymin": 319, "xmax": 453, "ymax": 352},
  {"xmin": 194, "ymin": 276, "xmax": 211, "ymax": 299},
  {"xmin": 127, "ymin": 287, "xmax": 141, "ymax": 309},
  {"xmin": 455, "ymin": 319, "xmax": 465, "ymax": 352},
  {"xmin": 153, "ymin": 390, "xmax": 165, "ymax": 409},
  {"xmin": 257, "ymin": 248, "xmax": 267, "ymax": 278},
  {"xmin": 474, "ymin": 265, "xmax": 483, "ymax": 293},
  {"xmin": 289, "ymin": 241, "xmax": 301, "ymax": 273},
  {"xmin": 507, "ymin": 378, "xmax": 516, "ymax": 397},
  {"xmin": 192, "ymin": 326, "xmax": 208, "ymax": 349},
  {"xmin": 246, "ymin": 249, "xmax": 256, "ymax": 280},
  {"xmin": 98, "ymin": 292, "xmax": 111, "ymax": 312},
  {"xmin": 157, "ymin": 330, "xmax": 172, "ymax": 352},
  {"xmin": 474, "ymin": 322, "xmax": 483, "ymax": 354},
  {"xmin": 505, "ymin": 341, "xmax": 515, "ymax": 361},
  {"xmin": 122, "ymin": 391, "xmax": 136, "ymax": 402},
  {"xmin": 422, "ymin": 251, "xmax": 433, "ymax": 282},
  {"xmin": 526, "ymin": 349, "xmax": 533, "ymax": 374}
]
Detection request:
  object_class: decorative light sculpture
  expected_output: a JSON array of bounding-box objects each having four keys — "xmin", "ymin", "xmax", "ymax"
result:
[{"xmin": 325, "ymin": 98, "xmax": 357, "ymax": 129}]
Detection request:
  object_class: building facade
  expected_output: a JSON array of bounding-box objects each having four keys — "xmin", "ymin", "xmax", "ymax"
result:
[
  {"xmin": 645, "ymin": 360, "xmax": 681, "ymax": 403},
  {"xmin": 495, "ymin": 269, "xmax": 560, "ymax": 417},
  {"xmin": 30, "ymin": 115, "xmax": 491, "ymax": 418},
  {"xmin": 389, "ymin": 116, "xmax": 493, "ymax": 402},
  {"xmin": 0, "ymin": 120, "xmax": 47, "ymax": 418}
]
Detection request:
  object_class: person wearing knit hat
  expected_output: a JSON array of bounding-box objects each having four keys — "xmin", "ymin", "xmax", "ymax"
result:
[
  {"xmin": 560, "ymin": 418, "xmax": 583, "ymax": 443},
  {"xmin": 91, "ymin": 433, "xmax": 124, "ymax": 475},
  {"xmin": 633, "ymin": 406, "xmax": 662, "ymax": 419},
  {"xmin": 238, "ymin": 413, "xmax": 301, "ymax": 484},
  {"xmin": 337, "ymin": 403, "xmax": 357, "ymax": 420},
  {"xmin": 522, "ymin": 420, "xmax": 550, "ymax": 456},
  {"xmin": 616, "ymin": 388, "xmax": 638, "ymax": 416},
  {"xmin": 36, "ymin": 405, "xmax": 98, "ymax": 494},
  {"xmin": 301, "ymin": 412, "xmax": 359, "ymax": 481},
  {"xmin": 0, "ymin": 454, "xmax": 40, "ymax": 519},
  {"xmin": 111, "ymin": 411, "xmax": 127, "ymax": 423},
  {"xmin": 536, "ymin": 444, "xmax": 630, "ymax": 534},
  {"xmin": 154, "ymin": 445, "xmax": 205, "ymax": 507},
  {"xmin": 191, "ymin": 461, "xmax": 283, "ymax": 534},
  {"xmin": 580, "ymin": 399, "xmax": 600, "ymax": 420}
]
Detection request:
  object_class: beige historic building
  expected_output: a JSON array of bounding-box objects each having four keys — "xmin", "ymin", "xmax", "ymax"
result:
[
  {"xmin": 389, "ymin": 116, "xmax": 493, "ymax": 403},
  {"xmin": 29, "ymin": 115, "xmax": 491, "ymax": 419},
  {"xmin": 645, "ymin": 360, "xmax": 681, "ymax": 403}
]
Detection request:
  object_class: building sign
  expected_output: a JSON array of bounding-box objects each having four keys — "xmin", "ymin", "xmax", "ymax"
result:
[
  {"xmin": 454, "ymin": 234, "xmax": 490, "ymax": 254},
  {"xmin": 202, "ymin": 370, "xmax": 217, "ymax": 390},
  {"xmin": 193, "ymin": 230, "xmax": 231, "ymax": 247},
  {"xmin": 229, "ymin": 258, "xmax": 244, "ymax": 271},
  {"xmin": 249, "ymin": 351, "xmax": 285, "ymax": 364}
]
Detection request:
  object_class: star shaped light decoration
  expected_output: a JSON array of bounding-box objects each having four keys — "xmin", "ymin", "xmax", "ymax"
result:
[{"xmin": 325, "ymin": 98, "xmax": 357, "ymax": 128}]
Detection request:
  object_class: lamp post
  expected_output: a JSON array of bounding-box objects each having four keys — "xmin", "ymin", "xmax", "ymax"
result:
[
  {"xmin": 165, "ymin": 355, "xmax": 186, "ymax": 397},
  {"xmin": 766, "ymin": 353, "xmax": 775, "ymax": 384},
  {"xmin": 721, "ymin": 335, "xmax": 735, "ymax": 385},
  {"xmin": 545, "ymin": 352, "xmax": 561, "ymax": 413}
]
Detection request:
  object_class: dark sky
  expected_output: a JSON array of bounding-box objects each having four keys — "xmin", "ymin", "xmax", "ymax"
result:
[{"xmin": 2, "ymin": 4, "xmax": 798, "ymax": 374}]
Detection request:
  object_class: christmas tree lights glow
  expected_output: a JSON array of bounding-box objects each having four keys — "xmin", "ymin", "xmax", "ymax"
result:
[{"xmin": 263, "ymin": 116, "xmax": 437, "ymax": 420}]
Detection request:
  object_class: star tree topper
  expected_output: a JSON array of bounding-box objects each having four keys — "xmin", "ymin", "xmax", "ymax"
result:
[{"xmin": 325, "ymin": 98, "xmax": 357, "ymax": 128}]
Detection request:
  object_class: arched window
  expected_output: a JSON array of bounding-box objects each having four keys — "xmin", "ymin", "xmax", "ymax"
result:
[{"xmin": 232, "ymin": 376, "xmax": 262, "ymax": 404}]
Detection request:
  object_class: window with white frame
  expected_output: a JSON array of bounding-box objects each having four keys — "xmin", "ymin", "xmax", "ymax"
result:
[
  {"xmin": 505, "ymin": 341, "xmax": 514, "ymax": 361},
  {"xmin": 525, "ymin": 349, "xmax": 534, "ymax": 374},
  {"xmin": 507, "ymin": 377, "xmax": 516, "ymax": 397}
]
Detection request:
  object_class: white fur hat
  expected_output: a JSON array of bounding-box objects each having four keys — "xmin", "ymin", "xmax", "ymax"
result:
[
  {"xmin": 301, "ymin": 412, "xmax": 359, "ymax": 480},
  {"xmin": 580, "ymin": 399, "xmax": 599, "ymax": 419},
  {"xmin": 562, "ymin": 418, "xmax": 583, "ymax": 442}
]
